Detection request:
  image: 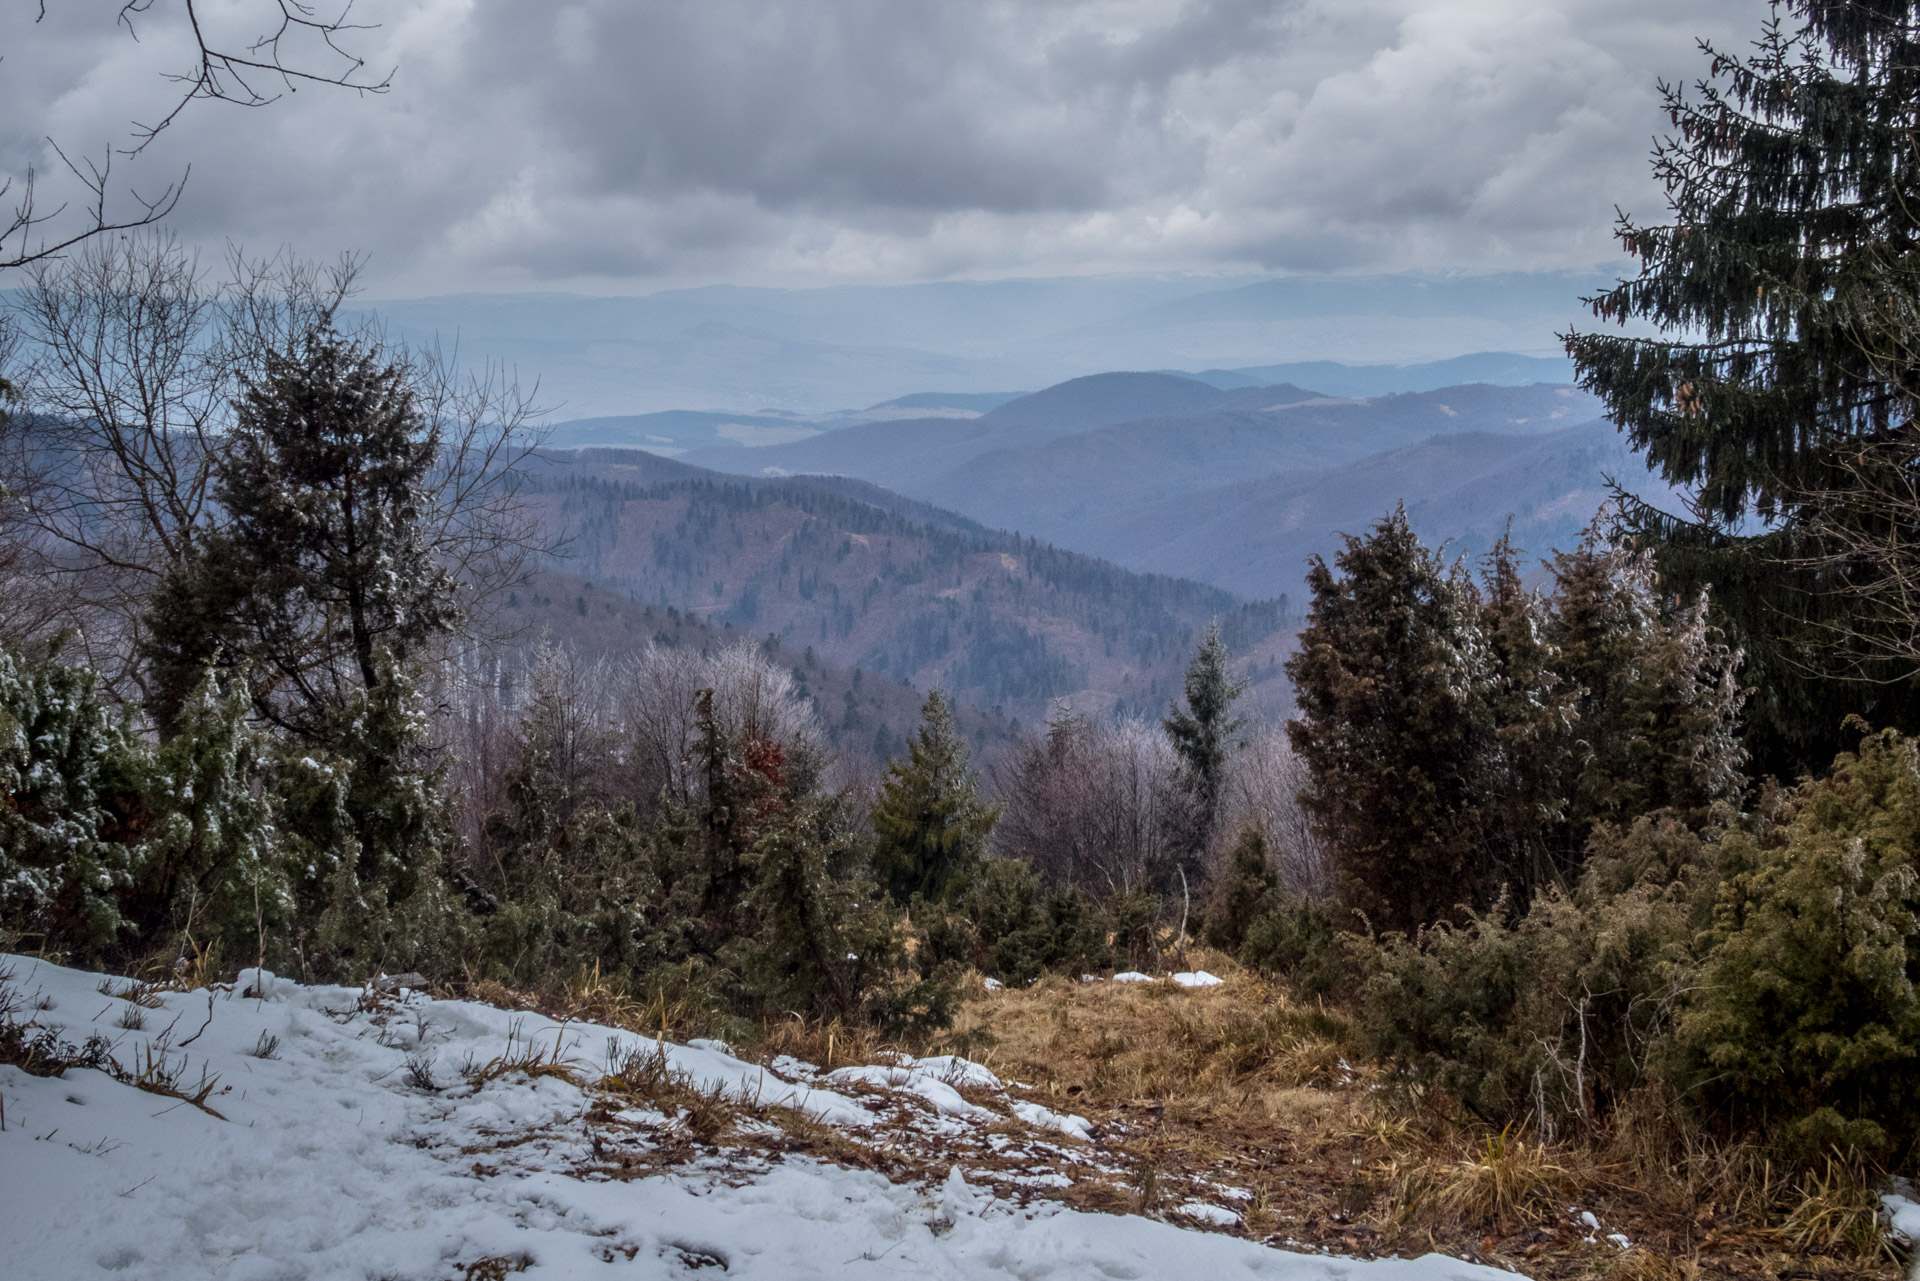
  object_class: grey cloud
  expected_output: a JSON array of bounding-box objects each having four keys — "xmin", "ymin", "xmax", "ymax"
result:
[{"xmin": 0, "ymin": 0, "xmax": 1770, "ymax": 293}]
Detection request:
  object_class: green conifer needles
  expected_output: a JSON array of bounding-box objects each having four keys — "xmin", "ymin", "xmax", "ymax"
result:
[{"xmin": 870, "ymin": 691, "xmax": 1000, "ymax": 904}]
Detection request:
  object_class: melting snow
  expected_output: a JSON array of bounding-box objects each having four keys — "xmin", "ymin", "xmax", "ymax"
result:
[{"xmin": 0, "ymin": 954, "xmax": 1524, "ymax": 1280}]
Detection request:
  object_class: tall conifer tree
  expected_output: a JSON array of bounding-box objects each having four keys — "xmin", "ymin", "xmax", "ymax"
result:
[
  {"xmin": 1567, "ymin": 1, "xmax": 1920, "ymax": 771},
  {"xmin": 1286, "ymin": 507, "xmax": 1496, "ymax": 934},
  {"xmin": 1164, "ymin": 621, "xmax": 1248, "ymax": 852},
  {"xmin": 870, "ymin": 690, "xmax": 999, "ymax": 904}
]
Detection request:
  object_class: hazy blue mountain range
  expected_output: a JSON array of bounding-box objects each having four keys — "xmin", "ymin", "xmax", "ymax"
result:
[
  {"xmin": 668, "ymin": 372, "xmax": 1638, "ymax": 595},
  {"xmin": 672, "ymin": 373, "xmax": 1323, "ymax": 483},
  {"xmin": 356, "ymin": 270, "xmax": 1618, "ymax": 416},
  {"xmin": 1084, "ymin": 420, "xmax": 1683, "ymax": 600},
  {"xmin": 1180, "ymin": 351, "xmax": 1577, "ymax": 396},
  {"xmin": 516, "ymin": 450, "xmax": 1295, "ymax": 724}
]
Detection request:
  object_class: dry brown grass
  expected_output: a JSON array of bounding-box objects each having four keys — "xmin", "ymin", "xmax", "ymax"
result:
[
  {"xmin": 927, "ymin": 954, "xmax": 1906, "ymax": 1279},
  {"xmin": 433, "ymin": 950, "xmax": 1907, "ymax": 1278},
  {"xmin": 1421, "ymin": 1128, "xmax": 1571, "ymax": 1233},
  {"xmin": 465, "ymin": 1019, "xmax": 587, "ymax": 1089},
  {"xmin": 1782, "ymin": 1159, "xmax": 1900, "ymax": 1262}
]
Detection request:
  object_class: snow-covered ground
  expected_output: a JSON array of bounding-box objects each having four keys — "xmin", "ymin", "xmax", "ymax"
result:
[{"xmin": 0, "ymin": 955, "xmax": 1523, "ymax": 1280}]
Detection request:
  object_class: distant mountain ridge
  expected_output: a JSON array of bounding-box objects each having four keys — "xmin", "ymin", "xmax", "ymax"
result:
[
  {"xmin": 681, "ymin": 377, "xmax": 1608, "ymax": 567},
  {"xmin": 1179, "ymin": 352, "xmax": 1577, "ymax": 396},
  {"xmin": 519, "ymin": 450, "xmax": 1295, "ymax": 723},
  {"xmin": 356, "ymin": 270, "xmax": 1612, "ymax": 416},
  {"xmin": 1088, "ymin": 419, "xmax": 1678, "ymax": 599}
]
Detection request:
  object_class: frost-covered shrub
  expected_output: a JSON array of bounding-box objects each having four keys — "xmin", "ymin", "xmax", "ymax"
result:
[
  {"xmin": 0, "ymin": 647, "xmax": 144, "ymax": 956},
  {"xmin": 994, "ymin": 707, "xmax": 1194, "ymax": 900},
  {"xmin": 128, "ymin": 672, "xmax": 285, "ymax": 962}
]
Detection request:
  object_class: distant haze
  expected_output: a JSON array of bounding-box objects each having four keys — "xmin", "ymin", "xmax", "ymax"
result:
[{"xmin": 359, "ymin": 271, "xmax": 1618, "ymax": 417}]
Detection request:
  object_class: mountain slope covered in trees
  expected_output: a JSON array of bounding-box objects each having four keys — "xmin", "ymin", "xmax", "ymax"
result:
[
  {"xmin": 493, "ymin": 567, "xmax": 1015, "ymax": 762},
  {"xmin": 1085, "ymin": 419, "xmax": 1678, "ymax": 599},
  {"xmin": 519, "ymin": 452, "xmax": 1293, "ymax": 722}
]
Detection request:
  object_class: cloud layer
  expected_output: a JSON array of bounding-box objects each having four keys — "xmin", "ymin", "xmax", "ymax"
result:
[{"xmin": 1, "ymin": 0, "xmax": 1766, "ymax": 294}]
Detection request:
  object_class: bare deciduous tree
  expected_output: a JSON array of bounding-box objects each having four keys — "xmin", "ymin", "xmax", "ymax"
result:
[
  {"xmin": 1220, "ymin": 725, "xmax": 1327, "ymax": 899},
  {"xmin": 1781, "ymin": 267, "xmax": 1920, "ymax": 678},
  {"xmin": 992, "ymin": 704, "xmax": 1194, "ymax": 898},
  {"xmin": 6, "ymin": 234, "xmax": 358, "ymax": 692},
  {"xmin": 4, "ymin": 233, "xmax": 550, "ymax": 707},
  {"xmin": 612, "ymin": 640, "xmax": 824, "ymax": 811}
]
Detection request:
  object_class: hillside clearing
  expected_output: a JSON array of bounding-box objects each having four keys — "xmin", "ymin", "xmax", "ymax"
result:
[{"xmin": 0, "ymin": 953, "xmax": 1512, "ymax": 1281}]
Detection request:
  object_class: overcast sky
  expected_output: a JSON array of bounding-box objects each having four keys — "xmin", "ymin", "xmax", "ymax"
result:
[{"xmin": 3, "ymin": 0, "xmax": 1768, "ymax": 297}]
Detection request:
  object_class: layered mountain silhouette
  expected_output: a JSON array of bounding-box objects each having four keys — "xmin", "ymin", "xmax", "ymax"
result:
[
  {"xmin": 669, "ymin": 372, "xmax": 1645, "ymax": 596},
  {"xmin": 518, "ymin": 449, "xmax": 1295, "ymax": 725}
]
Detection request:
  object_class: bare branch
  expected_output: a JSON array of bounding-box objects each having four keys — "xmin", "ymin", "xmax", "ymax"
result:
[
  {"xmin": 117, "ymin": 0, "xmax": 393, "ymax": 155},
  {"xmin": 3, "ymin": 3, "xmax": 389, "ymax": 269}
]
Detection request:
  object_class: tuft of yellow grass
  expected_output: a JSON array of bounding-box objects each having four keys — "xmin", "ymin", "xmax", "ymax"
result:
[
  {"xmin": 1781, "ymin": 1157, "xmax": 1897, "ymax": 1262},
  {"xmin": 946, "ymin": 951, "xmax": 1359, "ymax": 1127},
  {"xmin": 466, "ymin": 1019, "xmax": 586, "ymax": 1089},
  {"xmin": 1432, "ymin": 1127, "xmax": 1570, "ymax": 1233}
]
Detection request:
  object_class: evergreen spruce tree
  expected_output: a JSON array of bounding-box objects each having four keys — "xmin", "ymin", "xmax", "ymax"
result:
[
  {"xmin": 1475, "ymin": 532, "xmax": 1574, "ymax": 898},
  {"xmin": 1202, "ymin": 826, "xmax": 1280, "ymax": 955},
  {"xmin": 143, "ymin": 325, "xmax": 458, "ymax": 742},
  {"xmin": 1566, "ymin": 1, "xmax": 1920, "ymax": 773},
  {"xmin": 870, "ymin": 690, "xmax": 1000, "ymax": 904},
  {"xmin": 1286, "ymin": 506, "xmax": 1497, "ymax": 934},
  {"xmin": 1545, "ymin": 540, "xmax": 1748, "ymax": 850},
  {"xmin": 131, "ymin": 671, "xmax": 284, "ymax": 962},
  {"xmin": 143, "ymin": 327, "xmax": 461, "ymax": 961},
  {"xmin": 1163, "ymin": 621, "xmax": 1248, "ymax": 853}
]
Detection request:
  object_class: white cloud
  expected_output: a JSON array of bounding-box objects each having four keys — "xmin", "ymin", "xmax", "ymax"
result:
[{"xmin": 0, "ymin": 0, "xmax": 1767, "ymax": 293}]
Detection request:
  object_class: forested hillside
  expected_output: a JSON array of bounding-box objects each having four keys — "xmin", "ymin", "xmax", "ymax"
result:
[
  {"xmin": 519, "ymin": 455, "xmax": 1294, "ymax": 721},
  {"xmin": 1087, "ymin": 418, "xmax": 1677, "ymax": 599},
  {"xmin": 494, "ymin": 567, "xmax": 1016, "ymax": 761},
  {"xmin": 676, "ymin": 376, "xmax": 1620, "ymax": 596}
]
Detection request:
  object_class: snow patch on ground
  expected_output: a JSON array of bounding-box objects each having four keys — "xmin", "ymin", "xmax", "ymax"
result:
[{"xmin": 0, "ymin": 954, "xmax": 1524, "ymax": 1280}]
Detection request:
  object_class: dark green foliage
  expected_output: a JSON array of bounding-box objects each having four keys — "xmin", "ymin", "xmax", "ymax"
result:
[
  {"xmin": 870, "ymin": 690, "xmax": 1000, "ymax": 903},
  {"xmin": 1106, "ymin": 889, "xmax": 1161, "ymax": 972},
  {"xmin": 1676, "ymin": 729, "xmax": 1920, "ymax": 1159},
  {"xmin": 1355, "ymin": 872, "xmax": 1697, "ymax": 1132},
  {"xmin": 1345, "ymin": 728, "xmax": 1920, "ymax": 1163},
  {"xmin": 1164, "ymin": 621, "xmax": 1247, "ymax": 846},
  {"xmin": 1286, "ymin": 506, "xmax": 1495, "ymax": 934},
  {"xmin": 143, "ymin": 326, "xmax": 456, "ymax": 743},
  {"xmin": 1202, "ymin": 826, "xmax": 1279, "ymax": 955},
  {"xmin": 1289, "ymin": 510, "xmax": 1745, "ymax": 934},
  {"xmin": 1546, "ymin": 542, "xmax": 1747, "ymax": 843},
  {"xmin": 453, "ymin": 641, "xmax": 962, "ymax": 1029},
  {"xmin": 126, "ymin": 672, "xmax": 283, "ymax": 960},
  {"xmin": 1566, "ymin": 2, "xmax": 1920, "ymax": 773},
  {"xmin": 140, "ymin": 327, "xmax": 464, "ymax": 966},
  {"xmin": 1239, "ymin": 899, "xmax": 1346, "ymax": 999},
  {"xmin": 0, "ymin": 648, "xmax": 144, "ymax": 956},
  {"xmin": 730, "ymin": 798, "xmax": 952, "ymax": 1033},
  {"xmin": 950, "ymin": 858, "xmax": 1111, "ymax": 986}
]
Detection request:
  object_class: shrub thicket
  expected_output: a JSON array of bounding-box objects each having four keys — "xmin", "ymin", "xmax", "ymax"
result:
[{"xmin": 1676, "ymin": 729, "xmax": 1920, "ymax": 1161}]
